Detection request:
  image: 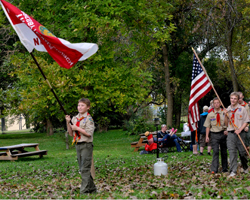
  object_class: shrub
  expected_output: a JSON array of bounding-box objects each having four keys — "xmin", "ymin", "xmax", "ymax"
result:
[{"xmin": 123, "ymin": 106, "xmax": 156, "ymax": 135}]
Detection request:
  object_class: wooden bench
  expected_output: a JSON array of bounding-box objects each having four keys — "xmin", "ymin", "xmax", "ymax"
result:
[
  {"xmin": 131, "ymin": 131, "xmax": 157, "ymax": 152},
  {"xmin": 0, "ymin": 143, "xmax": 48, "ymax": 161},
  {"xmin": 131, "ymin": 132, "xmax": 191, "ymax": 152}
]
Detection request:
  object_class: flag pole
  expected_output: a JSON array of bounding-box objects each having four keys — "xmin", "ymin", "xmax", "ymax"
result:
[
  {"xmin": 30, "ymin": 52, "xmax": 73, "ymax": 125},
  {"xmin": 191, "ymin": 47, "xmax": 250, "ymax": 157}
]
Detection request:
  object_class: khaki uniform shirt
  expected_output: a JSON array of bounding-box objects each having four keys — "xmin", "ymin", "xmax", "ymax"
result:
[
  {"xmin": 226, "ymin": 104, "xmax": 249, "ymax": 131},
  {"xmin": 204, "ymin": 109, "xmax": 226, "ymax": 132},
  {"xmin": 240, "ymin": 101, "xmax": 250, "ymax": 117},
  {"xmin": 72, "ymin": 112, "xmax": 95, "ymax": 143}
]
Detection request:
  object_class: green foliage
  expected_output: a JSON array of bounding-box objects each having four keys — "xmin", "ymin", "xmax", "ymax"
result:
[
  {"xmin": 157, "ymin": 106, "xmax": 167, "ymax": 125},
  {"xmin": 123, "ymin": 106, "xmax": 155, "ymax": 135},
  {"xmin": 4, "ymin": 0, "xmax": 250, "ymax": 131},
  {"xmin": 0, "ymin": 14, "xmax": 19, "ymax": 117},
  {"xmin": 124, "ymin": 116, "xmax": 155, "ymax": 135},
  {"xmin": 200, "ymin": 54, "xmax": 233, "ymax": 107},
  {"xmin": 1, "ymin": 0, "xmax": 175, "ymax": 131},
  {"xmin": 96, "ymin": 116, "xmax": 110, "ymax": 132}
]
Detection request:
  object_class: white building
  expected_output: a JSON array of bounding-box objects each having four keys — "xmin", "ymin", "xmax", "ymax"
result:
[{"xmin": 1, "ymin": 115, "xmax": 31, "ymax": 131}]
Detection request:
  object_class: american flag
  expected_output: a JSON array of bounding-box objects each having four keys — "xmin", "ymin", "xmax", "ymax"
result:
[{"xmin": 188, "ymin": 54, "xmax": 212, "ymax": 131}]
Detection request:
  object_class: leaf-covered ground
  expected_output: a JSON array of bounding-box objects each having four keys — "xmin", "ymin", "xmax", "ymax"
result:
[{"xmin": 0, "ymin": 130, "xmax": 250, "ymax": 199}]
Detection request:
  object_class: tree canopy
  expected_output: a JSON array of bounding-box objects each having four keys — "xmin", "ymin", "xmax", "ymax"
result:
[{"xmin": 1, "ymin": 0, "xmax": 250, "ymax": 132}]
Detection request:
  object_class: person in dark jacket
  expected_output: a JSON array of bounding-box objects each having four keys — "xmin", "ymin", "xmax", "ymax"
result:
[
  {"xmin": 154, "ymin": 124, "xmax": 183, "ymax": 152},
  {"xmin": 197, "ymin": 106, "xmax": 212, "ymax": 155}
]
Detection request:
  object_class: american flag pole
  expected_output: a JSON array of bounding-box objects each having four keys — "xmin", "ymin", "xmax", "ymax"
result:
[{"xmin": 191, "ymin": 47, "xmax": 250, "ymax": 157}]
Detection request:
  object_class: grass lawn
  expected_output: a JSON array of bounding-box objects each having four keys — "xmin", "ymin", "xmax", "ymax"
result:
[{"xmin": 0, "ymin": 129, "xmax": 250, "ymax": 199}]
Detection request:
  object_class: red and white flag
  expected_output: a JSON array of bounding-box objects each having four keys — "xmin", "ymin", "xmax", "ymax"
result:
[
  {"xmin": 188, "ymin": 54, "xmax": 212, "ymax": 131},
  {"xmin": 0, "ymin": 0, "xmax": 98, "ymax": 69}
]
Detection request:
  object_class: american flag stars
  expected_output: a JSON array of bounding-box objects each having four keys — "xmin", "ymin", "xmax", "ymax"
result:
[{"xmin": 192, "ymin": 56, "xmax": 203, "ymax": 81}]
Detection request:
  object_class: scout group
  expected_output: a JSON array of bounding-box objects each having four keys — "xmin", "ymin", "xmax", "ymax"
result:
[
  {"xmin": 64, "ymin": 92, "xmax": 250, "ymax": 194},
  {"xmin": 195, "ymin": 92, "xmax": 250, "ymax": 178}
]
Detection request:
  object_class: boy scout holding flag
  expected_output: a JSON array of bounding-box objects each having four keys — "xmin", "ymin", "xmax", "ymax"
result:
[
  {"xmin": 224, "ymin": 92, "xmax": 249, "ymax": 177},
  {"xmin": 204, "ymin": 97, "xmax": 228, "ymax": 174},
  {"xmin": 65, "ymin": 98, "xmax": 97, "ymax": 194}
]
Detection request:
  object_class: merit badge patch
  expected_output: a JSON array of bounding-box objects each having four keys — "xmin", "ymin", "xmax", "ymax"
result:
[
  {"xmin": 89, "ymin": 118, "xmax": 94, "ymax": 125},
  {"xmin": 211, "ymin": 118, "xmax": 216, "ymax": 121},
  {"xmin": 239, "ymin": 108, "xmax": 242, "ymax": 112}
]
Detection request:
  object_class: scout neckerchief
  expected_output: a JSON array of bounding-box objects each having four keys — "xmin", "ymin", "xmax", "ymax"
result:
[
  {"xmin": 211, "ymin": 108, "xmax": 223, "ymax": 126},
  {"xmin": 208, "ymin": 108, "xmax": 213, "ymax": 113},
  {"xmin": 241, "ymin": 101, "xmax": 247, "ymax": 107},
  {"xmin": 230, "ymin": 108, "xmax": 238, "ymax": 129},
  {"xmin": 72, "ymin": 113, "xmax": 89, "ymax": 145}
]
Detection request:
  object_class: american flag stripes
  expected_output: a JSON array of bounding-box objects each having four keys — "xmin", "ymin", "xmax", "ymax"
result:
[{"xmin": 188, "ymin": 54, "xmax": 212, "ymax": 131}]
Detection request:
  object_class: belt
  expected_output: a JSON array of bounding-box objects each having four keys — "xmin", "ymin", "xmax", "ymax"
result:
[
  {"xmin": 210, "ymin": 131, "xmax": 224, "ymax": 134},
  {"xmin": 76, "ymin": 141, "xmax": 86, "ymax": 145},
  {"xmin": 76, "ymin": 142, "xmax": 92, "ymax": 145}
]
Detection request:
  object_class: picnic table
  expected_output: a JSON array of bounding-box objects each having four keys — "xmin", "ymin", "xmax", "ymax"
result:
[
  {"xmin": 130, "ymin": 131, "xmax": 157, "ymax": 152},
  {"xmin": 131, "ymin": 132, "xmax": 191, "ymax": 152},
  {"xmin": 0, "ymin": 143, "xmax": 47, "ymax": 161}
]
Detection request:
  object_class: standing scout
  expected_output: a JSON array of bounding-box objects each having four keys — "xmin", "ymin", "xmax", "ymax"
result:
[
  {"xmin": 224, "ymin": 92, "xmax": 249, "ymax": 177},
  {"xmin": 198, "ymin": 105, "xmax": 212, "ymax": 156},
  {"xmin": 238, "ymin": 92, "xmax": 250, "ymax": 152},
  {"xmin": 204, "ymin": 97, "xmax": 228, "ymax": 174},
  {"xmin": 65, "ymin": 98, "xmax": 97, "ymax": 194}
]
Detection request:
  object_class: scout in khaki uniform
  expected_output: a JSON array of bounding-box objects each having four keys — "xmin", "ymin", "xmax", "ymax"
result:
[
  {"xmin": 65, "ymin": 98, "xmax": 97, "ymax": 194},
  {"xmin": 238, "ymin": 92, "xmax": 250, "ymax": 152},
  {"xmin": 224, "ymin": 92, "xmax": 249, "ymax": 177},
  {"xmin": 204, "ymin": 97, "xmax": 228, "ymax": 173}
]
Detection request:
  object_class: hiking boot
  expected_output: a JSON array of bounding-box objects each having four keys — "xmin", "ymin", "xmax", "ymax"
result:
[
  {"xmin": 229, "ymin": 172, "xmax": 236, "ymax": 177},
  {"xmin": 199, "ymin": 152, "xmax": 203, "ymax": 155},
  {"xmin": 208, "ymin": 152, "xmax": 211, "ymax": 156},
  {"xmin": 243, "ymin": 168, "xmax": 249, "ymax": 174}
]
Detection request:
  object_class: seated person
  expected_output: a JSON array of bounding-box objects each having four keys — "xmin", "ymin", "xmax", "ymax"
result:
[
  {"xmin": 144, "ymin": 131, "xmax": 157, "ymax": 152},
  {"xmin": 154, "ymin": 124, "xmax": 183, "ymax": 152}
]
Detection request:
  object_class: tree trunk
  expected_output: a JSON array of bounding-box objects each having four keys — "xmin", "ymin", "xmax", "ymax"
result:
[
  {"xmin": 164, "ymin": 101, "xmax": 167, "ymax": 124},
  {"xmin": 226, "ymin": 42, "xmax": 238, "ymax": 91},
  {"xmin": 162, "ymin": 44, "xmax": 173, "ymax": 128},
  {"xmin": 65, "ymin": 121, "xmax": 69, "ymax": 150},
  {"xmin": 46, "ymin": 119, "xmax": 54, "ymax": 136},
  {"xmin": 174, "ymin": 91, "xmax": 182, "ymax": 129},
  {"xmin": 175, "ymin": 111, "xmax": 181, "ymax": 128},
  {"xmin": 174, "ymin": 99, "xmax": 182, "ymax": 129},
  {"xmin": 65, "ymin": 131, "xmax": 69, "ymax": 149},
  {"xmin": 225, "ymin": 0, "xmax": 238, "ymax": 91},
  {"xmin": 226, "ymin": 46, "xmax": 238, "ymax": 91},
  {"xmin": 1, "ymin": 117, "xmax": 5, "ymax": 132},
  {"xmin": 98, "ymin": 125, "xmax": 108, "ymax": 133},
  {"xmin": 24, "ymin": 114, "xmax": 30, "ymax": 129}
]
